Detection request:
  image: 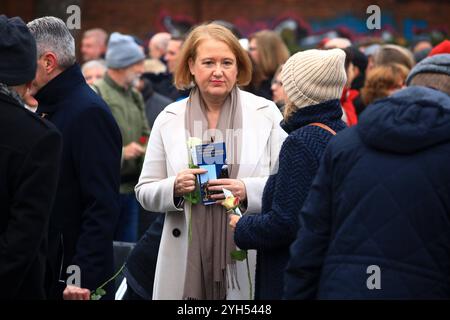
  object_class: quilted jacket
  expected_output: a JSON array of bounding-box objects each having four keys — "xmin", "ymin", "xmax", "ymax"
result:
[{"xmin": 284, "ymin": 86, "xmax": 450, "ymax": 299}]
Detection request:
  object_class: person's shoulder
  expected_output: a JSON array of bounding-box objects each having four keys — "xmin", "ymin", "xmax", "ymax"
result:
[
  {"xmin": 71, "ymin": 80, "xmax": 111, "ymax": 110},
  {"xmin": 4, "ymin": 97, "xmax": 56, "ymax": 132},
  {"xmin": 239, "ymin": 89, "xmax": 276, "ymax": 110},
  {"xmin": 1, "ymin": 99, "xmax": 60, "ymax": 148},
  {"xmin": 66, "ymin": 85, "xmax": 117, "ymax": 126},
  {"xmin": 322, "ymin": 126, "xmax": 365, "ymax": 162},
  {"xmin": 89, "ymin": 78, "xmax": 116, "ymax": 102},
  {"xmin": 91, "ymin": 78, "xmax": 107, "ymax": 90},
  {"xmin": 151, "ymin": 98, "xmax": 187, "ymax": 129},
  {"xmin": 161, "ymin": 97, "xmax": 188, "ymax": 115},
  {"xmin": 151, "ymin": 91, "xmax": 173, "ymax": 106},
  {"xmin": 239, "ymin": 89, "xmax": 282, "ymax": 122}
]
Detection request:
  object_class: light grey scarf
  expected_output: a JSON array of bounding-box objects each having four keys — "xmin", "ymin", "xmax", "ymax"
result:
[
  {"xmin": 183, "ymin": 86, "xmax": 242, "ymax": 300},
  {"xmin": 0, "ymin": 83, "xmax": 25, "ymax": 107}
]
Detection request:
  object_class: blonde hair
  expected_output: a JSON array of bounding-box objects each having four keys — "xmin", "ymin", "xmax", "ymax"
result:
[
  {"xmin": 249, "ymin": 30, "xmax": 290, "ymax": 79},
  {"xmin": 283, "ymin": 100, "xmax": 297, "ymax": 120},
  {"xmin": 174, "ymin": 23, "xmax": 252, "ymax": 90},
  {"xmin": 361, "ymin": 63, "xmax": 410, "ymax": 106}
]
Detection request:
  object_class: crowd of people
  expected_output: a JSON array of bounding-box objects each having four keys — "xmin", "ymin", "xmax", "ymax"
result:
[{"xmin": 1, "ymin": 13, "xmax": 450, "ymax": 300}]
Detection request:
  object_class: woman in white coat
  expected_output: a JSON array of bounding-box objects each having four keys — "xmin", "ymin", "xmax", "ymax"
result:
[{"xmin": 135, "ymin": 23, "xmax": 286, "ymax": 300}]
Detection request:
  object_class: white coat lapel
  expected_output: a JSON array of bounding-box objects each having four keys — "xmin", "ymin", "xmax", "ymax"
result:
[{"xmin": 160, "ymin": 109, "xmax": 189, "ymax": 175}]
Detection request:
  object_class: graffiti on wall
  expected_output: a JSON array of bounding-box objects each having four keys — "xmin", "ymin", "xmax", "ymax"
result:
[{"xmin": 154, "ymin": 9, "xmax": 447, "ymax": 47}]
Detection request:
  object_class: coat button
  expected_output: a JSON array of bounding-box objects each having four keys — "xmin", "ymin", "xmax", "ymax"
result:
[{"xmin": 172, "ymin": 228, "xmax": 181, "ymax": 237}]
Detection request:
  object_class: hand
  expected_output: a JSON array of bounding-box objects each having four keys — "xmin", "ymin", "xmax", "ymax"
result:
[
  {"xmin": 63, "ymin": 285, "xmax": 91, "ymax": 300},
  {"xmin": 228, "ymin": 214, "xmax": 241, "ymax": 230},
  {"xmin": 207, "ymin": 179, "xmax": 247, "ymax": 202},
  {"xmin": 123, "ymin": 142, "xmax": 145, "ymax": 160},
  {"xmin": 174, "ymin": 168, "xmax": 207, "ymax": 197}
]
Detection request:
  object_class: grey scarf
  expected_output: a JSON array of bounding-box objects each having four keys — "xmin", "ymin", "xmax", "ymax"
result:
[
  {"xmin": 183, "ymin": 86, "xmax": 242, "ymax": 300},
  {"xmin": 0, "ymin": 83, "xmax": 25, "ymax": 107}
]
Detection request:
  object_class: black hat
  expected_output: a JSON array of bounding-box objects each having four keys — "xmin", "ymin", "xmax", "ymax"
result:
[
  {"xmin": 0, "ymin": 15, "xmax": 37, "ymax": 86},
  {"xmin": 349, "ymin": 46, "xmax": 368, "ymax": 72}
]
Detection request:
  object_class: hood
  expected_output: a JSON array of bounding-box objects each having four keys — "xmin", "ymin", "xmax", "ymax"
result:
[{"xmin": 358, "ymin": 86, "xmax": 450, "ymax": 153}]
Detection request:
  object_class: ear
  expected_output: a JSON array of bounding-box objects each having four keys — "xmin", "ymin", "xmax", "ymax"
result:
[
  {"xmin": 42, "ymin": 52, "xmax": 59, "ymax": 74},
  {"xmin": 188, "ymin": 58, "xmax": 195, "ymax": 76}
]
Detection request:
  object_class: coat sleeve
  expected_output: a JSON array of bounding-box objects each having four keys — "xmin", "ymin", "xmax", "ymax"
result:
[
  {"xmin": 240, "ymin": 104, "xmax": 287, "ymax": 214},
  {"xmin": 70, "ymin": 107, "xmax": 122, "ymax": 292},
  {"xmin": 0, "ymin": 128, "xmax": 61, "ymax": 298},
  {"xmin": 135, "ymin": 112, "xmax": 183, "ymax": 213},
  {"xmin": 283, "ymin": 147, "xmax": 334, "ymax": 299},
  {"xmin": 235, "ymin": 136, "xmax": 318, "ymax": 250}
]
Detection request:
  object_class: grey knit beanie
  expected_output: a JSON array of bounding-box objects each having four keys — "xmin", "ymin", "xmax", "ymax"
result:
[
  {"xmin": 281, "ymin": 48, "xmax": 347, "ymax": 109},
  {"xmin": 105, "ymin": 32, "xmax": 145, "ymax": 69},
  {"xmin": 406, "ymin": 53, "xmax": 450, "ymax": 85}
]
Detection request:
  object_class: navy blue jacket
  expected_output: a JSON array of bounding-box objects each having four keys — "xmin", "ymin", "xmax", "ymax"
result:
[
  {"xmin": 284, "ymin": 86, "xmax": 450, "ymax": 299},
  {"xmin": 234, "ymin": 100, "xmax": 346, "ymax": 300},
  {"xmin": 35, "ymin": 64, "xmax": 122, "ymax": 299}
]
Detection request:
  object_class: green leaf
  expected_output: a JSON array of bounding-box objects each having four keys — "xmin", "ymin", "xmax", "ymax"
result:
[
  {"xmin": 230, "ymin": 250, "xmax": 247, "ymax": 261},
  {"xmin": 184, "ymin": 178, "xmax": 201, "ymax": 205},
  {"xmin": 90, "ymin": 294, "xmax": 101, "ymax": 300},
  {"xmin": 95, "ymin": 288, "xmax": 106, "ymax": 296}
]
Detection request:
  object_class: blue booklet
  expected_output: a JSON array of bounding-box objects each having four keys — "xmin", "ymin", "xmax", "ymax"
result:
[{"xmin": 192, "ymin": 142, "xmax": 228, "ymax": 205}]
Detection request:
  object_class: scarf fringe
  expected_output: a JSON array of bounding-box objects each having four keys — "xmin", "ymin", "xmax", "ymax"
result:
[{"xmin": 227, "ymin": 263, "xmax": 240, "ymax": 291}]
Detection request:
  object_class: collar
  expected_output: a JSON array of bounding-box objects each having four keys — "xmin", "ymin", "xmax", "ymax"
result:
[
  {"xmin": 104, "ymin": 72, "xmax": 133, "ymax": 94},
  {"xmin": 280, "ymin": 99, "xmax": 343, "ymax": 134},
  {"xmin": 35, "ymin": 63, "xmax": 84, "ymax": 114},
  {"xmin": 163, "ymin": 88, "xmax": 271, "ymax": 117}
]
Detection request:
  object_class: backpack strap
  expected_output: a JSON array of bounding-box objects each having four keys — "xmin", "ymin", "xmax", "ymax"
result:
[{"xmin": 308, "ymin": 122, "xmax": 337, "ymax": 136}]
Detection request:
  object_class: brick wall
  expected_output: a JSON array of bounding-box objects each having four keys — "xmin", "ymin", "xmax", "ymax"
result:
[
  {"xmin": 2, "ymin": 0, "xmax": 449, "ymax": 50},
  {"xmin": 76, "ymin": 0, "xmax": 450, "ymax": 39}
]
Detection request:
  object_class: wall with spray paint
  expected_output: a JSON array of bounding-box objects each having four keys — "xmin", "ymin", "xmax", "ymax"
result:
[{"xmin": 2, "ymin": 0, "xmax": 448, "ymax": 47}]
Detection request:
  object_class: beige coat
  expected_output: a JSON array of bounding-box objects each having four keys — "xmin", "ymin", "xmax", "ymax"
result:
[{"xmin": 135, "ymin": 89, "xmax": 287, "ymax": 300}]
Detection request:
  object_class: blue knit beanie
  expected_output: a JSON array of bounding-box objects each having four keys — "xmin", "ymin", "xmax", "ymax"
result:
[
  {"xmin": 406, "ymin": 53, "xmax": 450, "ymax": 85},
  {"xmin": 105, "ymin": 32, "xmax": 145, "ymax": 69},
  {"xmin": 0, "ymin": 15, "xmax": 37, "ymax": 86}
]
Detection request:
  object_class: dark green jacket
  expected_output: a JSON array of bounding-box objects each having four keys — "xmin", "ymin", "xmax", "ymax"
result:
[{"xmin": 93, "ymin": 73, "xmax": 149, "ymax": 193}]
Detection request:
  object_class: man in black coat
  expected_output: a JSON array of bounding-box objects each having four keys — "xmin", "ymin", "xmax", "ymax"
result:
[
  {"xmin": 27, "ymin": 17, "xmax": 122, "ymax": 300},
  {"xmin": 0, "ymin": 15, "xmax": 62, "ymax": 299}
]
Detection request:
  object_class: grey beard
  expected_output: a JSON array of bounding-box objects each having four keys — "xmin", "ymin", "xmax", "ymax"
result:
[{"xmin": 131, "ymin": 77, "xmax": 140, "ymax": 88}]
